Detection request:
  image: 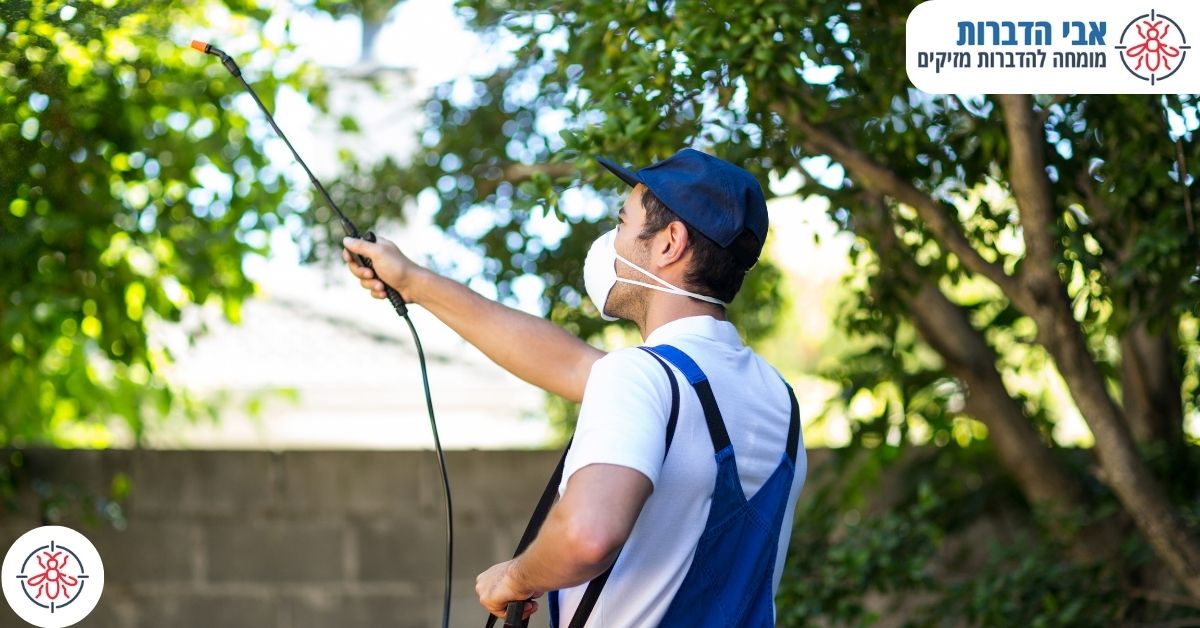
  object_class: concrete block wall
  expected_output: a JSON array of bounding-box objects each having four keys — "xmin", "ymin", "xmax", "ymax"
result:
[{"xmin": 0, "ymin": 449, "xmax": 562, "ymax": 628}]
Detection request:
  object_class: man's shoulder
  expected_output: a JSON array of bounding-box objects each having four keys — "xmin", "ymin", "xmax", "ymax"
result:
[
  {"xmin": 662, "ymin": 337, "xmax": 790, "ymax": 394},
  {"xmin": 590, "ymin": 346, "xmax": 670, "ymax": 381}
]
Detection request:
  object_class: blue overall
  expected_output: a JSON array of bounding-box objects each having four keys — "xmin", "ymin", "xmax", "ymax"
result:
[{"xmin": 549, "ymin": 343, "xmax": 801, "ymax": 627}]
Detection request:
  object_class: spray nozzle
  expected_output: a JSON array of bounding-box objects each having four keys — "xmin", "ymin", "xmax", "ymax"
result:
[{"xmin": 187, "ymin": 39, "xmax": 241, "ymax": 77}]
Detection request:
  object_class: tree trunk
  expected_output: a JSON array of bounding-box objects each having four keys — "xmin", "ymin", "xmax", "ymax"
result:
[
  {"xmin": 1120, "ymin": 316, "xmax": 1185, "ymax": 449},
  {"xmin": 906, "ymin": 282, "xmax": 1092, "ymax": 518},
  {"xmin": 999, "ymin": 93, "xmax": 1200, "ymax": 598},
  {"xmin": 1027, "ymin": 277, "xmax": 1200, "ymax": 597},
  {"xmin": 858, "ymin": 195, "xmax": 1112, "ymax": 551}
]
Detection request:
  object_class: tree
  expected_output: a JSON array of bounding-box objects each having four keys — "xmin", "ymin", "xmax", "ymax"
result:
[
  {"xmin": 0, "ymin": 0, "xmax": 333, "ymax": 445},
  {"xmin": 329, "ymin": 0, "xmax": 1200, "ymax": 605}
]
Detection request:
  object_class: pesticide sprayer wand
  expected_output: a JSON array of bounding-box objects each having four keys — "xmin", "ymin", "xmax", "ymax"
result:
[{"xmin": 189, "ymin": 40, "xmax": 453, "ymax": 628}]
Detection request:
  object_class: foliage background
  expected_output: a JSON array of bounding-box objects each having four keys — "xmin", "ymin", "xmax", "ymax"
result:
[{"xmin": 3, "ymin": 0, "xmax": 1200, "ymax": 624}]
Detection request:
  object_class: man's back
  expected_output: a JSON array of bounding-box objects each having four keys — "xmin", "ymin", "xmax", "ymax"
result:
[
  {"xmin": 344, "ymin": 149, "xmax": 791, "ymax": 625},
  {"xmin": 556, "ymin": 315, "xmax": 808, "ymax": 626}
]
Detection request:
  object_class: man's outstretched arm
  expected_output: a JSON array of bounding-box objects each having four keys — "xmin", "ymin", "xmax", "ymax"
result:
[{"xmin": 342, "ymin": 235, "xmax": 603, "ymax": 403}]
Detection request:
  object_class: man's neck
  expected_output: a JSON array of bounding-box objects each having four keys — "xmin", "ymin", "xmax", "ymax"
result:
[{"xmin": 637, "ymin": 294, "xmax": 726, "ymax": 341}]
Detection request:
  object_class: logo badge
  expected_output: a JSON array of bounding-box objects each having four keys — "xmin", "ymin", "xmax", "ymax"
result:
[
  {"xmin": 2, "ymin": 526, "xmax": 104, "ymax": 628},
  {"xmin": 1116, "ymin": 9, "xmax": 1190, "ymax": 84}
]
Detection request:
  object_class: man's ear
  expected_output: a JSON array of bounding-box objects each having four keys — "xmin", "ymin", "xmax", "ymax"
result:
[{"xmin": 657, "ymin": 220, "xmax": 690, "ymax": 267}]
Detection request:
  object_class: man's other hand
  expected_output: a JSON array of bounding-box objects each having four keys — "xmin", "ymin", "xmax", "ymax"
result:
[{"xmin": 476, "ymin": 559, "xmax": 541, "ymax": 621}]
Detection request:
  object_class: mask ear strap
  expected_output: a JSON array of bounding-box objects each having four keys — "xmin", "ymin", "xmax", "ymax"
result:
[
  {"xmin": 611, "ymin": 232, "xmax": 728, "ymax": 306},
  {"xmin": 614, "ymin": 251, "xmax": 678, "ymax": 289},
  {"xmin": 613, "ymin": 277, "xmax": 728, "ymax": 307}
]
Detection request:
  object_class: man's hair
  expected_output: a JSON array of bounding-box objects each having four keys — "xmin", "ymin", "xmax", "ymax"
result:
[{"xmin": 637, "ymin": 188, "xmax": 753, "ymax": 304}]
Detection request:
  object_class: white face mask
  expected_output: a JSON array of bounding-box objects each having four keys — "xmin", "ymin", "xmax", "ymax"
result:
[{"xmin": 582, "ymin": 227, "xmax": 729, "ymax": 321}]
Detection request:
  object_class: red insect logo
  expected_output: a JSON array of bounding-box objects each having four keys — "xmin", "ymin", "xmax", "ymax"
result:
[
  {"xmin": 4, "ymin": 526, "xmax": 104, "ymax": 625},
  {"xmin": 1126, "ymin": 19, "xmax": 1180, "ymax": 71},
  {"xmin": 13, "ymin": 538, "xmax": 90, "ymax": 613},
  {"xmin": 1117, "ymin": 10, "xmax": 1191, "ymax": 85},
  {"xmin": 25, "ymin": 550, "xmax": 79, "ymax": 603}
]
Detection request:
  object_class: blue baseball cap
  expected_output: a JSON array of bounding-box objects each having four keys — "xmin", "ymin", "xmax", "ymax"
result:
[{"xmin": 596, "ymin": 148, "xmax": 768, "ymax": 268}]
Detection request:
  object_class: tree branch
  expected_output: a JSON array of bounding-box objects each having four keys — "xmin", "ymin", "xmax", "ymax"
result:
[
  {"xmin": 775, "ymin": 101, "xmax": 1025, "ymax": 307},
  {"xmin": 1120, "ymin": 318, "xmax": 1185, "ymax": 447},
  {"xmin": 1175, "ymin": 137, "xmax": 1196, "ymax": 235},
  {"xmin": 504, "ymin": 163, "xmax": 575, "ymax": 181},
  {"xmin": 474, "ymin": 162, "xmax": 576, "ymax": 198},
  {"xmin": 997, "ymin": 94, "xmax": 1060, "ymax": 271},
  {"xmin": 856, "ymin": 192, "xmax": 1111, "ymax": 551},
  {"xmin": 1038, "ymin": 94, "xmax": 1067, "ymax": 126},
  {"xmin": 1071, "ymin": 168, "xmax": 1136, "ymax": 268}
]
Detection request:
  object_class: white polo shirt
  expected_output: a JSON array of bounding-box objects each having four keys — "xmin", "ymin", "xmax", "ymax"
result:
[{"xmin": 554, "ymin": 315, "xmax": 807, "ymax": 627}]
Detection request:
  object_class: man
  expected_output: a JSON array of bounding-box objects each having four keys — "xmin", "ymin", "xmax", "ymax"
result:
[{"xmin": 342, "ymin": 148, "xmax": 807, "ymax": 627}]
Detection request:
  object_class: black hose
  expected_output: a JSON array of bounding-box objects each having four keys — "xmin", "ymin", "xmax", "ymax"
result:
[{"xmin": 405, "ymin": 313, "xmax": 453, "ymax": 628}]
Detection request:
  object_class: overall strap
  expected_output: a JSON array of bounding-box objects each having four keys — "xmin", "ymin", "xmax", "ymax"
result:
[
  {"xmin": 488, "ymin": 349, "xmax": 681, "ymax": 628},
  {"xmin": 563, "ymin": 347, "xmax": 679, "ymax": 628},
  {"xmin": 488, "ymin": 441, "xmax": 570, "ymax": 628},
  {"xmin": 638, "ymin": 347, "xmax": 682, "ymax": 462},
  {"xmin": 783, "ymin": 382, "xmax": 801, "ymax": 464},
  {"xmin": 642, "ymin": 344, "xmax": 732, "ymax": 455}
]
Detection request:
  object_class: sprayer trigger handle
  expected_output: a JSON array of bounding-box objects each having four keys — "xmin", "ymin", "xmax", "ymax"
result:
[
  {"xmin": 358, "ymin": 230, "xmax": 409, "ymax": 316},
  {"xmin": 503, "ymin": 601, "xmax": 526, "ymax": 627}
]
